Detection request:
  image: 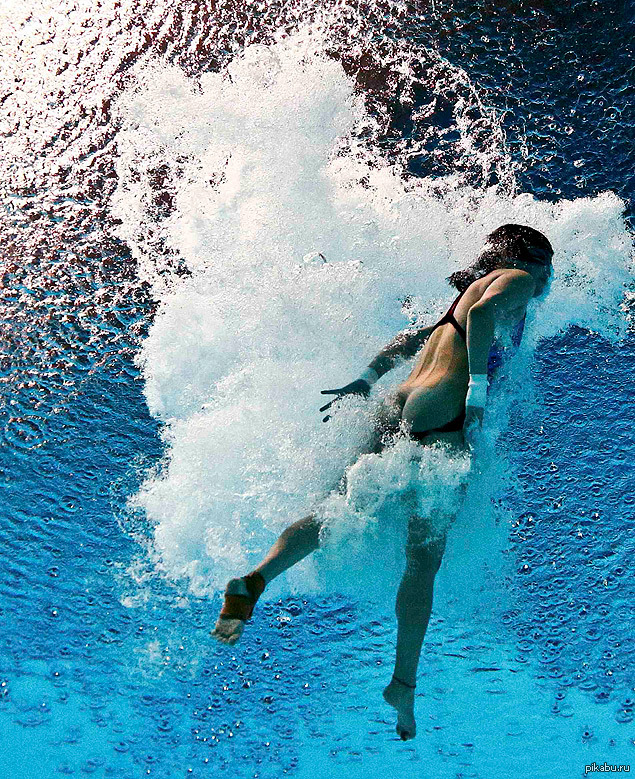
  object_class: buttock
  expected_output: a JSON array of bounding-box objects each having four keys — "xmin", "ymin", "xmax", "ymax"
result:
[
  {"xmin": 410, "ymin": 408, "xmax": 466, "ymax": 441},
  {"xmin": 372, "ymin": 393, "xmax": 467, "ymax": 453}
]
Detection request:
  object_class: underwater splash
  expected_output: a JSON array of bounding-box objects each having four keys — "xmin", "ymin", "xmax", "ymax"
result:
[{"xmin": 112, "ymin": 33, "xmax": 633, "ymax": 615}]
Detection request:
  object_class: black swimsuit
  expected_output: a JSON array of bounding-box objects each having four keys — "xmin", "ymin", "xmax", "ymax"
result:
[{"xmin": 409, "ymin": 288, "xmax": 469, "ymax": 441}]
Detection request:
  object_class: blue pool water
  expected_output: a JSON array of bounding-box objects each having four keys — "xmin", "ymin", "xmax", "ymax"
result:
[{"xmin": 1, "ymin": 1, "xmax": 634, "ymax": 777}]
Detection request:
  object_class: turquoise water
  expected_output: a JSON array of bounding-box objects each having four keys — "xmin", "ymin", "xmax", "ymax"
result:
[{"xmin": 1, "ymin": 1, "xmax": 634, "ymax": 777}]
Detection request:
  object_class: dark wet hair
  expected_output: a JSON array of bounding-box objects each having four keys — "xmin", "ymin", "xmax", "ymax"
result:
[{"xmin": 447, "ymin": 224, "xmax": 554, "ymax": 292}]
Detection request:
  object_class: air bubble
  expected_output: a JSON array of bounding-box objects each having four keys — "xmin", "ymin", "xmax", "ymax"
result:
[{"xmin": 3, "ymin": 416, "xmax": 47, "ymax": 450}]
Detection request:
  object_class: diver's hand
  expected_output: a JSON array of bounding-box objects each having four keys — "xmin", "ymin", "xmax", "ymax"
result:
[
  {"xmin": 319, "ymin": 379, "xmax": 371, "ymax": 422},
  {"xmin": 463, "ymin": 405, "xmax": 484, "ymax": 448}
]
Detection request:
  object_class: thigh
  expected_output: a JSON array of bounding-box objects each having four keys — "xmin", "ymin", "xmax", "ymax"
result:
[
  {"xmin": 366, "ymin": 391, "xmax": 405, "ymax": 454},
  {"xmin": 333, "ymin": 398, "xmax": 402, "ymax": 495}
]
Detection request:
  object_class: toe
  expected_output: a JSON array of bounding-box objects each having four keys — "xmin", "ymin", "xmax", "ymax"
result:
[
  {"xmin": 211, "ymin": 626, "xmax": 229, "ymax": 643},
  {"xmin": 211, "ymin": 617, "xmax": 244, "ymax": 646}
]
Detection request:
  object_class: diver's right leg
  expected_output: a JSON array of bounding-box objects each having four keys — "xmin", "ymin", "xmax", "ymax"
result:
[{"xmin": 383, "ymin": 518, "xmax": 447, "ymax": 740}]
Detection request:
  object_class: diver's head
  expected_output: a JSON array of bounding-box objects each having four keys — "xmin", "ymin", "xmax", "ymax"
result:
[{"xmin": 448, "ymin": 224, "xmax": 554, "ymax": 295}]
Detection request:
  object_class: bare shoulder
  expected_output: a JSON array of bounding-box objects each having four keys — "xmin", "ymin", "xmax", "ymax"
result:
[
  {"xmin": 472, "ymin": 269, "xmax": 535, "ymax": 311},
  {"xmin": 481, "ymin": 267, "xmax": 534, "ymax": 287}
]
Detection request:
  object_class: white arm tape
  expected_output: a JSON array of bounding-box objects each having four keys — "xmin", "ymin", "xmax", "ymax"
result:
[
  {"xmin": 465, "ymin": 373, "xmax": 488, "ymax": 408},
  {"xmin": 359, "ymin": 367, "xmax": 380, "ymax": 386}
]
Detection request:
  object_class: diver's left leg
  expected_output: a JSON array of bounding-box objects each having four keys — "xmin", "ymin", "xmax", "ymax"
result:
[
  {"xmin": 212, "ymin": 412, "xmax": 393, "ymax": 646},
  {"xmin": 212, "ymin": 513, "xmax": 321, "ymax": 645},
  {"xmin": 383, "ymin": 517, "xmax": 447, "ymax": 740},
  {"xmin": 253, "ymin": 513, "xmax": 322, "ymax": 584}
]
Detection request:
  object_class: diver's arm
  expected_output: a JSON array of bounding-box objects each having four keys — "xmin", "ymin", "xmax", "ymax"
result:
[
  {"xmin": 466, "ymin": 271, "xmax": 535, "ymax": 373},
  {"xmin": 465, "ymin": 306, "xmax": 496, "ymax": 377},
  {"xmin": 465, "ymin": 271, "xmax": 535, "ymax": 417},
  {"xmin": 367, "ymin": 325, "xmax": 435, "ymax": 379},
  {"xmin": 319, "ymin": 324, "xmax": 434, "ymax": 421}
]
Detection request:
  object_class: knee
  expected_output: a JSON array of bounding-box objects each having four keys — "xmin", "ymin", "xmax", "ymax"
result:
[
  {"xmin": 283, "ymin": 514, "xmax": 322, "ymax": 548},
  {"xmin": 306, "ymin": 517, "xmax": 323, "ymax": 548},
  {"xmin": 405, "ymin": 543, "xmax": 444, "ymax": 578}
]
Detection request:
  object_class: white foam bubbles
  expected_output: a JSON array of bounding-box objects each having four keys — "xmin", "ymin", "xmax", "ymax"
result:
[
  {"xmin": 114, "ymin": 33, "xmax": 633, "ymax": 614},
  {"xmin": 314, "ymin": 436, "xmax": 472, "ymax": 607}
]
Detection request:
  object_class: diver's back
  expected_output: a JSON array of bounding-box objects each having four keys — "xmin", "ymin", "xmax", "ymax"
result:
[{"xmin": 399, "ymin": 270, "xmax": 511, "ymax": 391}]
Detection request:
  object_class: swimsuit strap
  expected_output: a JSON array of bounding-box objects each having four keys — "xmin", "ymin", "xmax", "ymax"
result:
[{"xmin": 429, "ymin": 287, "xmax": 468, "ymax": 342}]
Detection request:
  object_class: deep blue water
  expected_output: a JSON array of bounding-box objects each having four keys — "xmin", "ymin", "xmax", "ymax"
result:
[{"xmin": 1, "ymin": 1, "xmax": 634, "ymax": 777}]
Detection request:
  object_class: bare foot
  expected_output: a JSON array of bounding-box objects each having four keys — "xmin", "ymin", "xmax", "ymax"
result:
[
  {"xmin": 211, "ymin": 578, "xmax": 250, "ymax": 645},
  {"xmin": 383, "ymin": 678, "xmax": 416, "ymax": 740}
]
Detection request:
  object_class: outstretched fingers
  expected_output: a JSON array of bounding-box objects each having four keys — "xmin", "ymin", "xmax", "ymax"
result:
[{"xmin": 319, "ymin": 388, "xmax": 344, "ymax": 417}]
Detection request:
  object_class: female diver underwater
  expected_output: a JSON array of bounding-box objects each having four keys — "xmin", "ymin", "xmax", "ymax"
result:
[{"xmin": 212, "ymin": 223, "xmax": 555, "ymax": 741}]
